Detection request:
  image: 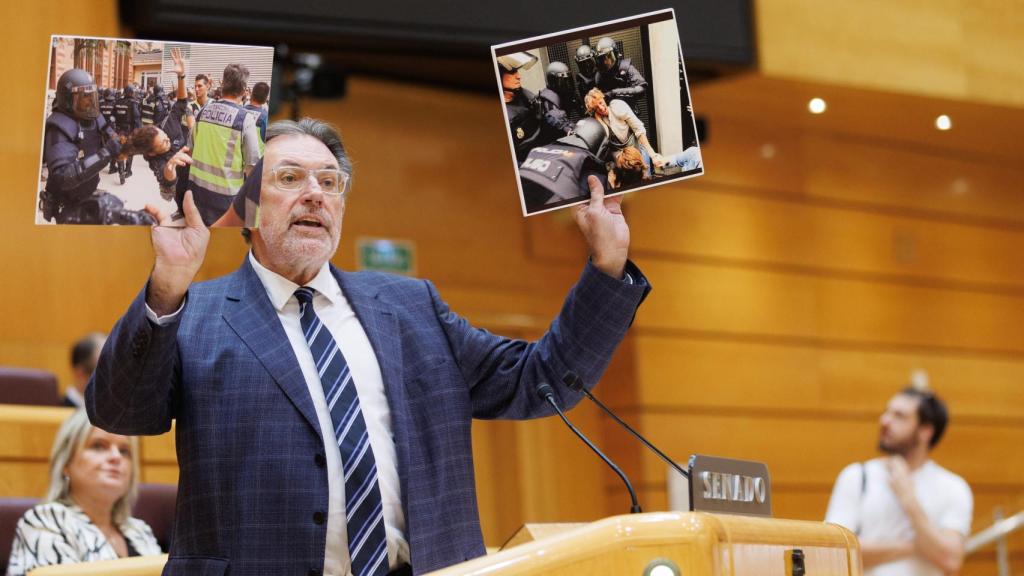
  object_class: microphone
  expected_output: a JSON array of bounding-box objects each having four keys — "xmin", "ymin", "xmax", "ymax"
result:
[
  {"xmin": 536, "ymin": 382, "xmax": 642, "ymax": 514},
  {"xmin": 562, "ymin": 371, "xmax": 689, "ymax": 480}
]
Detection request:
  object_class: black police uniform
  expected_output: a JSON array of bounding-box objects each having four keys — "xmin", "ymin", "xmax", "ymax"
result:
[
  {"xmin": 535, "ymin": 88, "xmax": 573, "ymax": 148},
  {"xmin": 574, "ymin": 45, "xmax": 599, "ymax": 113},
  {"xmin": 519, "ymin": 120, "xmax": 610, "ymax": 213},
  {"xmin": 114, "ymin": 91, "xmax": 141, "ymax": 177},
  {"xmin": 506, "ymin": 88, "xmax": 542, "ymax": 165},
  {"xmin": 595, "ymin": 58, "xmax": 648, "ymax": 109},
  {"xmin": 40, "ymin": 110, "xmax": 151, "ymax": 225},
  {"xmin": 520, "ymin": 143, "xmax": 608, "ymax": 213},
  {"xmin": 98, "ymin": 93, "xmax": 117, "ymax": 173}
]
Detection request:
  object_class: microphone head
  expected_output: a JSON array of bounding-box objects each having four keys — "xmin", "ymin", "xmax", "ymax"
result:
[
  {"xmin": 536, "ymin": 382, "xmax": 555, "ymax": 401},
  {"xmin": 562, "ymin": 371, "xmax": 584, "ymax": 392}
]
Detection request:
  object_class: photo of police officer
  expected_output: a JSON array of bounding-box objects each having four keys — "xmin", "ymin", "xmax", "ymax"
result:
[
  {"xmin": 492, "ymin": 10, "xmax": 704, "ymax": 217},
  {"xmin": 36, "ymin": 35, "xmax": 273, "ymax": 227}
]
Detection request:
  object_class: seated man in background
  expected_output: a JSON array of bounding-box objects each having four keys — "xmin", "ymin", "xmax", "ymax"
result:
[
  {"xmin": 6, "ymin": 410, "xmax": 161, "ymax": 575},
  {"xmin": 64, "ymin": 332, "xmax": 106, "ymax": 407},
  {"xmin": 825, "ymin": 387, "xmax": 973, "ymax": 576}
]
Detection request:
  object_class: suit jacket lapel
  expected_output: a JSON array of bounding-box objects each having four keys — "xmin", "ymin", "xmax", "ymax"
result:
[{"xmin": 222, "ymin": 259, "xmax": 321, "ymax": 435}]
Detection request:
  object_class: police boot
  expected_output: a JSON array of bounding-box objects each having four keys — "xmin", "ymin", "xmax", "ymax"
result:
[
  {"xmin": 108, "ymin": 158, "xmax": 117, "ymax": 174},
  {"xmin": 126, "ymin": 156, "xmax": 134, "ymax": 178},
  {"xmin": 117, "ymin": 160, "xmax": 126, "ymax": 185}
]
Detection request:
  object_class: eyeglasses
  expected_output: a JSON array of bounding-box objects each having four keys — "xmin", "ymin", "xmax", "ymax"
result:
[{"xmin": 269, "ymin": 166, "xmax": 350, "ymax": 196}]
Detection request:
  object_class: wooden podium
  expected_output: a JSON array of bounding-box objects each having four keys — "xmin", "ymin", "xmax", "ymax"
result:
[
  {"xmin": 427, "ymin": 512, "xmax": 861, "ymax": 576},
  {"xmin": 27, "ymin": 513, "xmax": 860, "ymax": 575}
]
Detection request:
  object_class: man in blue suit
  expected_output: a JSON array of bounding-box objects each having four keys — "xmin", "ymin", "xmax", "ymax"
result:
[{"xmin": 87, "ymin": 118, "xmax": 649, "ymax": 576}]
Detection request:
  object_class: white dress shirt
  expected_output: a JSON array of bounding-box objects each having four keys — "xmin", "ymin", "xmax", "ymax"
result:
[{"xmin": 147, "ymin": 254, "xmax": 409, "ymax": 575}]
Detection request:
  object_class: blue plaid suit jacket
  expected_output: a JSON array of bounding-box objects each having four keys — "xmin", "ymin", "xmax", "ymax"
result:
[{"xmin": 87, "ymin": 257, "xmax": 649, "ymax": 575}]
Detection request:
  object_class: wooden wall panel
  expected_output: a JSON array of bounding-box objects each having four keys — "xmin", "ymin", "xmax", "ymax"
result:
[
  {"xmin": 631, "ymin": 335, "xmax": 1024, "ymax": 420},
  {"xmin": 636, "ymin": 259, "xmax": 1024, "ymax": 354},
  {"xmin": 0, "ymin": 405, "xmax": 177, "ymax": 497},
  {"xmin": 691, "ymin": 113, "xmax": 1024, "ymax": 227},
  {"xmin": 630, "ymin": 185, "xmax": 1024, "ymax": 289}
]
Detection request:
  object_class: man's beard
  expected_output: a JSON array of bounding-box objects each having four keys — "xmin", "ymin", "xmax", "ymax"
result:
[
  {"xmin": 878, "ymin": 436, "xmax": 917, "ymax": 456},
  {"xmin": 258, "ymin": 207, "xmax": 340, "ymax": 271}
]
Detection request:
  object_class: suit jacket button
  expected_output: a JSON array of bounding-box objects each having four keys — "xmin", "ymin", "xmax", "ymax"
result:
[
  {"xmin": 313, "ymin": 511, "xmax": 325, "ymax": 525},
  {"xmin": 314, "ymin": 453, "xmax": 326, "ymax": 468},
  {"xmin": 308, "ymin": 569, "xmax": 321, "ymax": 576}
]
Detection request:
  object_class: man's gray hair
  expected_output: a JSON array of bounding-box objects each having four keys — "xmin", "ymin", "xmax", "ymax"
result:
[
  {"xmin": 221, "ymin": 63, "xmax": 249, "ymax": 98},
  {"xmin": 240, "ymin": 118, "xmax": 353, "ymax": 244},
  {"xmin": 266, "ymin": 118, "xmax": 353, "ymax": 176}
]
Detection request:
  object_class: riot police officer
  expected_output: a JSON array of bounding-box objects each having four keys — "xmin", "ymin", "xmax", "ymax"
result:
[
  {"xmin": 594, "ymin": 37, "xmax": 648, "ymax": 109},
  {"xmin": 574, "ymin": 44, "xmax": 599, "ymax": 109},
  {"xmin": 535, "ymin": 62, "xmax": 575, "ymax": 147},
  {"xmin": 519, "ymin": 117, "xmax": 610, "ymax": 213},
  {"xmin": 141, "ymin": 84, "xmax": 168, "ymax": 127},
  {"xmin": 39, "ymin": 69, "xmax": 154, "ymax": 225},
  {"xmin": 98, "ymin": 89, "xmax": 117, "ymax": 174},
  {"xmin": 498, "ymin": 51, "xmax": 543, "ymax": 165},
  {"xmin": 113, "ymin": 84, "xmax": 141, "ymax": 182}
]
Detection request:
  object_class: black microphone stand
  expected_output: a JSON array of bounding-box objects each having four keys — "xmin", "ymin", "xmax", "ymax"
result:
[
  {"xmin": 537, "ymin": 382, "xmax": 642, "ymax": 514},
  {"xmin": 563, "ymin": 372, "xmax": 689, "ymax": 480}
]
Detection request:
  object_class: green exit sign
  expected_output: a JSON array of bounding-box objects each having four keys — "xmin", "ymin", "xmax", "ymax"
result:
[{"xmin": 357, "ymin": 238, "xmax": 416, "ymax": 276}]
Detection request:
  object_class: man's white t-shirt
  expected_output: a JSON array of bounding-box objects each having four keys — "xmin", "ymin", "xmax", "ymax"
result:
[{"xmin": 825, "ymin": 458, "xmax": 973, "ymax": 576}]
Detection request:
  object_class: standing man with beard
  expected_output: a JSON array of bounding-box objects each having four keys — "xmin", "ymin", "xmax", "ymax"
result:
[
  {"xmin": 825, "ymin": 387, "xmax": 972, "ymax": 576},
  {"xmin": 88, "ymin": 118, "xmax": 649, "ymax": 575}
]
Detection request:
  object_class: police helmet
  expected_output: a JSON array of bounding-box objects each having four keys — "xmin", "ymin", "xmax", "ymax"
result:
[
  {"xmin": 595, "ymin": 37, "xmax": 619, "ymax": 71},
  {"xmin": 558, "ymin": 117, "xmax": 608, "ymax": 157},
  {"xmin": 497, "ymin": 52, "xmax": 539, "ymax": 75},
  {"xmin": 123, "ymin": 84, "xmax": 134, "ymax": 98},
  {"xmin": 54, "ymin": 68, "xmax": 99, "ymax": 120},
  {"xmin": 153, "ymin": 84, "xmax": 164, "ymax": 97},
  {"xmin": 575, "ymin": 44, "xmax": 597, "ymax": 77},
  {"xmin": 546, "ymin": 61, "xmax": 572, "ymax": 93}
]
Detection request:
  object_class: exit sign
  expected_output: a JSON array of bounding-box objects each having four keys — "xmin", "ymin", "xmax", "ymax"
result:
[{"xmin": 357, "ymin": 237, "xmax": 416, "ymax": 276}]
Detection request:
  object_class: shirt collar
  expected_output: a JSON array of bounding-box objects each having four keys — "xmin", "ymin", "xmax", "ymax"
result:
[
  {"xmin": 65, "ymin": 387, "xmax": 84, "ymax": 407},
  {"xmin": 248, "ymin": 252, "xmax": 341, "ymax": 311}
]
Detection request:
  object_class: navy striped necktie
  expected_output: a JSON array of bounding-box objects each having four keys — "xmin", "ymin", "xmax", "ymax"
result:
[{"xmin": 295, "ymin": 287, "xmax": 389, "ymax": 576}]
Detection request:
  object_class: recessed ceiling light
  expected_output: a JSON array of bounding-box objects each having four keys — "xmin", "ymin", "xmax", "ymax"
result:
[
  {"xmin": 808, "ymin": 97, "xmax": 827, "ymax": 114},
  {"xmin": 935, "ymin": 114, "xmax": 952, "ymax": 130}
]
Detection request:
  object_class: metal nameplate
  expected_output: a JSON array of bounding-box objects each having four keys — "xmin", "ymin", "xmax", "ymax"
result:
[{"xmin": 688, "ymin": 454, "xmax": 772, "ymax": 517}]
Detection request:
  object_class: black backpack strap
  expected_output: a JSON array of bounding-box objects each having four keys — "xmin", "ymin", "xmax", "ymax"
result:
[{"xmin": 855, "ymin": 462, "xmax": 867, "ymax": 536}]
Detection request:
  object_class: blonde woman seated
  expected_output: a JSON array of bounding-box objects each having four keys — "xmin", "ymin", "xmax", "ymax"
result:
[
  {"xmin": 6, "ymin": 410, "xmax": 161, "ymax": 576},
  {"xmin": 584, "ymin": 87, "xmax": 665, "ymax": 172}
]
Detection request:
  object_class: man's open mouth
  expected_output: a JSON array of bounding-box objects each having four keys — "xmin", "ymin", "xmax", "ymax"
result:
[{"xmin": 293, "ymin": 217, "xmax": 325, "ymax": 228}]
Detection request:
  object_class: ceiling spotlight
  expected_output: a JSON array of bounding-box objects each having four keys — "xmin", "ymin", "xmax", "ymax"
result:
[
  {"xmin": 935, "ymin": 114, "xmax": 952, "ymax": 130},
  {"xmin": 808, "ymin": 97, "xmax": 827, "ymax": 114}
]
